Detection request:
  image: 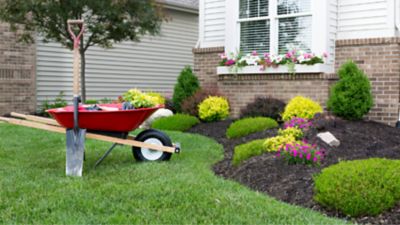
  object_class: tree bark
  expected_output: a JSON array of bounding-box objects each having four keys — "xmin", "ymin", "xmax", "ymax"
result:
[{"xmin": 80, "ymin": 37, "xmax": 86, "ymax": 103}]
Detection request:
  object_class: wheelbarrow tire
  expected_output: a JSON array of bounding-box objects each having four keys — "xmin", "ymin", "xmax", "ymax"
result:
[{"xmin": 132, "ymin": 129, "xmax": 173, "ymax": 162}]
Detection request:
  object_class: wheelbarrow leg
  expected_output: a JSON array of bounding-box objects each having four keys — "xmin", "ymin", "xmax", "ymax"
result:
[{"xmin": 94, "ymin": 143, "xmax": 119, "ymax": 168}]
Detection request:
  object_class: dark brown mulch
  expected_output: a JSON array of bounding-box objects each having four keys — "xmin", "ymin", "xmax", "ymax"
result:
[{"xmin": 188, "ymin": 118, "xmax": 400, "ymax": 225}]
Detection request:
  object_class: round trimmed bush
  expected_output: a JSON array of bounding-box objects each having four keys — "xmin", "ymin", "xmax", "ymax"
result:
[
  {"xmin": 282, "ymin": 96, "xmax": 323, "ymax": 121},
  {"xmin": 226, "ymin": 117, "xmax": 278, "ymax": 139},
  {"xmin": 198, "ymin": 96, "xmax": 230, "ymax": 122},
  {"xmin": 327, "ymin": 60, "xmax": 373, "ymax": 120},
  {"xmin": 232, "ymin": 139, "xmax": 266, "ymax": 166},
  {"xmin": 240, "ymin": 97, "xmax": 285, "ymax": 121},
  {"xmin": 151, "ymin": 114, "xmax": 200, "ymax": 131},
  {"xmin": 314, "ymin": 158, "xmax": 400, "ymax": 217}
]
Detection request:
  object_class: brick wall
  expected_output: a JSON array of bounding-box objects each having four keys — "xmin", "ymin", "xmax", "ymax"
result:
[
  {"xmin": 193, "ymin": 47, "xmax": 337, "ymax": 118},
  {"xmin": 0, "ymin": 23, "xmax": 36, "ymax": 116},
  {"xmin": 336, "ymin": 38, "xmax": 400, "ymax": 126}
]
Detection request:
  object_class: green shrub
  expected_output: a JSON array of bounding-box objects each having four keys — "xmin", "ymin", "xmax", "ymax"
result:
[
  {"xmin": 146, "ymin": 92, "xmax": 166, "ymax": 105},
  {"xmin": 226, "ymin": 117, "xmax": 278, "ymax": 139},
  {"xmin": 172, "ymin": 66, "xmax": 200, "ymax": 112},
  {"xmin": 85, "ymin": 99, "xmax": 99, "ymax": 104},
  {"xmin": 327, "ymin": 60, "xmax": 373, "ymax": 120},
  {"xmin": 282, "ymin": 96, "xmax": 323, "ymax": 121},
  {"xmin": 240, "ymin": 97, "xmax": 286, "ymax": 121},
  {"xmin": 232, "ymin": 139, "xmax": 266, "ymax": 166},
  {"xmin": 198, "ymin": 96, "xmax": 230, "ymax": 122},
  {"xmin": 41, "ymin": 91, "xmax": 68, "ymax": 116},
  {"xmin": 151, "ymin": 114, "xmax": 200, "ymax": 131},
  {"xmin": 314, "ymin": 158, "xmax": 400, "ymax": 217}
]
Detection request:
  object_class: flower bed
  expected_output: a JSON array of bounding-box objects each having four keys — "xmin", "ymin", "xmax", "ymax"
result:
[{"xmin": 188, "ymin": 118, "xmax": 400, "ymax": 225}]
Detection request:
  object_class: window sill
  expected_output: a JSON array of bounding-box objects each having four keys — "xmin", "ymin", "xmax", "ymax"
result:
[{"xmin": 217, "ymin": 64, "xmax": 334, "ymax": 75}]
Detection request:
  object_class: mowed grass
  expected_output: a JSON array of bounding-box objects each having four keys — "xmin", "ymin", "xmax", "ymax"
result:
[{"xmin": 0, "ymin": 124, "xmax": 347, "ymax": 224}]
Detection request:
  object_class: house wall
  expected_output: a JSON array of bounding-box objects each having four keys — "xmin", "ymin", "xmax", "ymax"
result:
[
  {"xmin": 193, "ymin": 47, "xmax": 337, "ymax": 118},
  {"xmin": 337, "ymin": 0, "xmax": 396, "ymax": 40},
  {"xmin": 0, "ymin": 23, "xmax": 36, "ymax": 116},
  {"xmin": 199, "ymin": 0, "xmax": 225, "ymax": 48},
  {"xmin": 36, "ymin": 9, "xmax": 198, "ymax": 107},
  {"xmin": 335, "ymin": 38, "xmax": 400, "ymax": 126}
]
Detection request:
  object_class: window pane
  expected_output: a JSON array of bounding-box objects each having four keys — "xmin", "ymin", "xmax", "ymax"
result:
[
  {"xmin": 240, "ymin": 20, "xmax": 270, "ymax": 54},
  {"xmin": 277, "ymin": 0, "xmax": 311, "ymax": 15},
  {"xmin": 278, "ymin": 16, "xmax": 311, "ymax": 54},
  {"xmin": 240, "ymin": 0, "xmax": 269, "ymax": 18}
]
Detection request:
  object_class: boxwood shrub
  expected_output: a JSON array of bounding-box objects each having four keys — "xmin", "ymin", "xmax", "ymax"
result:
[
  {"xmin": 226, "ymin": 117, "xmax": 278, "ymax": 139},
  {"xmin": 314, "ymin": 158, "xmax": 400, "ymax": 217},
  {"xmin": 232, "ymin": 139, "xmax": 266, "ymax": 166},
  {"xmin": 151, "ymin": 114, "xmax": 200, "ymax": 131}
]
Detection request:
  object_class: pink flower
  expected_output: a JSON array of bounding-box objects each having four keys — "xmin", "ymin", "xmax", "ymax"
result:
[
  {"xmin": 323, "ymin": 52, "xmax": 328, "ymax": 58},
  {"xmin": 299, "ymin": 153, "xmax": 303, "ymax": 158},
  {"xmin": 306, "ymin": 154, "xmax": 311, "ymax": 160},
  {"xmin": 313, "ymin": 157, "xmax": 318, "ymax": 162},
  {"xmin": 252, "ymin": 50, "xmax": 258, "ymax": 56},
  {"xmin": 293, "ymin": 149, "xmax": 298, "ymax": 157},
  {"xmin": 225, "ymin": 59, "xmax": 235, "ymax": 66},
  {"xmin": 219, "ymin": 53, "xmax": 227, "ymax": 59}
]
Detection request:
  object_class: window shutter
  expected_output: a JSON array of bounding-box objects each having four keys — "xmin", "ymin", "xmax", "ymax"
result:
[
  {"xmin": 278, "ymin": 16, "xmax": 312, "ymax": 54},
  {"xmin": 240, "ymin": 20, "xmax": 270, "ymax": 54}
]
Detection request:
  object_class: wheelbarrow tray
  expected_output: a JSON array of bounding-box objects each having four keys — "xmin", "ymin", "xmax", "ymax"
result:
[{"xmin": 47, "ymin": 104, "xmax": 162, "ymax": 132}]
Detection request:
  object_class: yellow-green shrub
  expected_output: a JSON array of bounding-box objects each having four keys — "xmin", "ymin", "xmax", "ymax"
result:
[
  {"xmin": 278, "ymin": 127, "xmax": 304, "ymax": 139},
  {"xmin": 122, "ymin": 89, "xmax": 163, "ymax": 108},
  {"xmin": 263, "ymin": 135, "xmax": 297, "ymax": 152},
  {"xmin": 282, "ymin": 96, "xmax": 323, "ymax": 121},
  {"xmin": 146, "ymin": 92, "xmax": 166, "ymax": 105},
  {"xmin": 198, "ymin": 96, "xmax": 230, "ymax": 122}
]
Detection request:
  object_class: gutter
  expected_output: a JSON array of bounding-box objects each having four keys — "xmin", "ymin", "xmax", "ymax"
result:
[{"xmin": 158, "ymin": 1, "xmax": 199, "ymax": 15}]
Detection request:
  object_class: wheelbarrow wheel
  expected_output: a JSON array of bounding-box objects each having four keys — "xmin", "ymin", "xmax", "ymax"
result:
[{"xmin": 132, "ymin": 129, "xmax": 172, "ymax": 162}]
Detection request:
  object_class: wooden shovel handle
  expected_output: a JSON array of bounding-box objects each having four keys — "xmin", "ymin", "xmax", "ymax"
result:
[{"xmin": 67, "ymin": 19, "xmax": 84, "ymax": 96}]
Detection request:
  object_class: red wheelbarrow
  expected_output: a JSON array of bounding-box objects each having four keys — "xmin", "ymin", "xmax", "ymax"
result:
[{"xmin": 0, "ymin": 106, "xmax": 181, "ymax": 167}]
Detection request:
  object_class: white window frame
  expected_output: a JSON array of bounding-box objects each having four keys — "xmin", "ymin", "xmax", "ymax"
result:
[{"xmin": 225, "ymin": 0, "xmax": 329, "ymax": 59}]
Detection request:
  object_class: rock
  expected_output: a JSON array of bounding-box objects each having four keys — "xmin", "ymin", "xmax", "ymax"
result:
[
  {"xmin": 140, "ymin": 108, "xmax": 173, "ymax": 129},
  {"xmin": 317, "ymin": 132, "xmax": 340, "ymax": 147}
]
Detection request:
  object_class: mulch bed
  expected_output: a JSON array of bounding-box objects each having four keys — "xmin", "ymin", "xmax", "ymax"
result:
[{"xmin": 188, "ymin": 118, "xmax": 400, "ymax": 224}]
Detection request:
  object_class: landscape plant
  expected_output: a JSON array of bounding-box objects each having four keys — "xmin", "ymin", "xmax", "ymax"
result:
[
  {"xmin": 277, "ymin": 141, "xmax": 324, "ymax": 166},
  {"xmin": 198, "ymin": 96, "xmax": 230, "ymax": 122},
  {"xmin": 172, "ymin": 66, "xmax": 200, "ymax": 112},
  {"xmin": 0, "ymin": 0, "xmax": 164, "ymax": 102},
  {"xmin": 282, "ymin": 96, "xmax": 323, "ymax": 121},
  {"xmin": 41, "ymin": 91, "xmax": 68, "ymax": 116},
  {"xmin": 181, "ymin": 88, "xmax": 220, "ymax": 117},
  {"xmin": 240, "ymin": 97, "xmax": 286, "ymax": 121},
  {"xmin": 232, "ymin": 139, "xmax": 266, "ymax": 166},
  {"xmin": 327, "ymin": 60, "xmax": 373, "ymax": 120},
  {"xmin": 226, "ymin": 117, "xmax": 278, "ymax": 139},
  {"xmin": 314, "ymin": 158, "xmax": 400, "ymax": 217},
  {"xmin": 122, "ymin": 89, "xmax": 162, "ymax": 108},
  {"xmin": 151, "ymin": 114, "xmax": 200, "ymax": 131},
  {"xmin": 277, "ymin": 127, "xmax": 304, "ymax": 140},
  {"xmin": 283, "ymin": 117, "xmax": 313, "ymax": 132}
]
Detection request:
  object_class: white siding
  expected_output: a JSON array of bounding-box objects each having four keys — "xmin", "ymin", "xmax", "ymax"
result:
[
  {"xmin": 199, "ymin": 0, "xmax": 225, "ymax": 47},
  {"xmin": 337, "ymin": 0, "xmax": 395, "ymax": 39},
  {"xmin": 328, "ymin": 0, "xmax": 338, "ymax": 65},
  {"xmin": 36, "ymin": 9, "xmax": 198, "ymax": 106}
]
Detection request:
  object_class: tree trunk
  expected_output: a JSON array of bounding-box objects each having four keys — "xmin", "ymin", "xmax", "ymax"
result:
[{"xmin": 80, "ymin": 39, "xmax": 86, "ymax": 103}]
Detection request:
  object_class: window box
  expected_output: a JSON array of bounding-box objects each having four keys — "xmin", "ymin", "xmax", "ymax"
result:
[{"xmin": 217, "ymin": 64, "xmax": 333, "ymax": 75}]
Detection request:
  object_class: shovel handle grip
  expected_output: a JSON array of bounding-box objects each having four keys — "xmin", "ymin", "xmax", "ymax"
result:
[{"xmin": 67, "ymin": 19, "xmax": 84, "ymax": 96}]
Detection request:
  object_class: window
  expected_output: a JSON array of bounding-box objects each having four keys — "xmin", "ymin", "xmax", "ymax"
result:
[{"xmin": 238, "ymin": 0, "xmax": 312, "ymax": 54}]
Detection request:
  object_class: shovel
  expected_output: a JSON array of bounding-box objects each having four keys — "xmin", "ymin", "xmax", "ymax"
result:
[{"xmin": 66, "ymin": 19, "xmax": 86, "ymax": 177}]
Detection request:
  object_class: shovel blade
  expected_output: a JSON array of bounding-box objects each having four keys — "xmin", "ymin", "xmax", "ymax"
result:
[{"xmin": 66, "ymin": 128, "xmax": 86, "ymax": 177}]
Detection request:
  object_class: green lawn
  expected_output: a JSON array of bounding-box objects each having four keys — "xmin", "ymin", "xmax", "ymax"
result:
[{"xmin": 0, "ymin": 124, "xmax": 347, "ymax": 224}]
